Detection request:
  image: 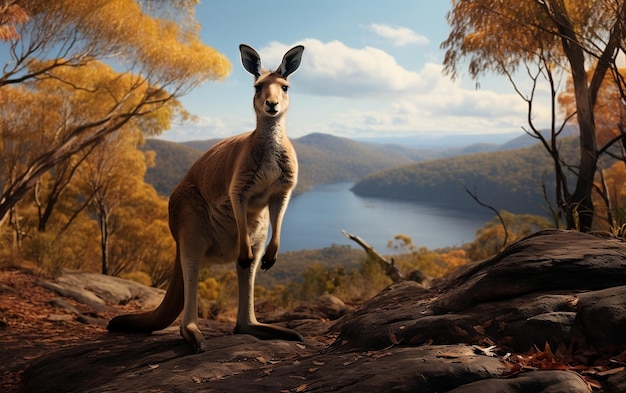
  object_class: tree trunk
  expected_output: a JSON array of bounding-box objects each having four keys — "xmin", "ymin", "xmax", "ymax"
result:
[
  {"xmin": 553, "ymin": 7, "xmax": 597, "ymax": 232},
  {"xmin": 99, "ymin": 205, "xmax": 110, "ymax": 275}
]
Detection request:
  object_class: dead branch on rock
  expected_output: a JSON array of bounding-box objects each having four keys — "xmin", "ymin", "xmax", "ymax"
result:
[{"xmin": 341, "ymin": 230, "xmax": 403, "ymax": 282}]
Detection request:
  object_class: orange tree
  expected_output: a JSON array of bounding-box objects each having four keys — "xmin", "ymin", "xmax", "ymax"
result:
[{"xmin": 0, "ymin": 0, "xmax": 230, "ymax": 230}]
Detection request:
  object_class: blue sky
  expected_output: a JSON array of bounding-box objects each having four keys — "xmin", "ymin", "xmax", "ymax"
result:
[{"xmin": 164, "ymin": 1, "xmax": 550, "ymax": 142}]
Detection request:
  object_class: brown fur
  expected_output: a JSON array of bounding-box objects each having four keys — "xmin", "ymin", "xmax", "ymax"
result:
[{"xmin": 108, "ymin": 44, "xmax": 305, "ymax": 352}]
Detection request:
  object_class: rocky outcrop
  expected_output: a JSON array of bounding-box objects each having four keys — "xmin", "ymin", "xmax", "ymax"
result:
[
  {"xmin": 39, "ymin": 271, "xmax": 165, "ymax": 310},
  {"xmin": 22, "ymin": 230, "xmax": 626, "ymax": 392}
]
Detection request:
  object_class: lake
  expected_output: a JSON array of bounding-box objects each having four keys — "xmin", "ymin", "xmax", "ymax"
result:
[{"xmin": 280, "ymin": 182, "xmax": 494, "ymax": 253}]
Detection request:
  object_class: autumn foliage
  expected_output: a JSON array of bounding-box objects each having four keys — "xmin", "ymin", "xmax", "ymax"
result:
[{"xmin": 0, "ymin": 0, "xmax": 230, "ymax": 232}]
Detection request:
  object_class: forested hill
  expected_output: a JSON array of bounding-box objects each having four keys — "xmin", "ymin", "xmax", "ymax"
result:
[
  {"xmin": 292, "ymin": 133, "xmax": 413, "ymax": 190},
  {"xmin": 142, "ymin": 139, "xmax": 202, "ymax": 197},
  {"xmin": 142, "ymin": 133, "xmax": 415, "ymax": 196},
  {"xmin": 352, "ymin": 137, "xmax": 579, "ymax": 215}
]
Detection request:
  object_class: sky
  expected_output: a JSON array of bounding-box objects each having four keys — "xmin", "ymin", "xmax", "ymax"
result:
[{"xmin": 163, "ymin": 1, "xmax": 552, "ymax": 143}]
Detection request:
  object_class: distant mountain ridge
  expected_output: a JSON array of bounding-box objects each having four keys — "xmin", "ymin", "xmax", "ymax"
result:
[
  {"xmin": 352, "ymin": 136, "xmax": 580, "ymax": 215},
  {"xmin": 142, "ymin": 132, "xmax": 416, "ymax": 196},
  {"xmin": 142, "ymin": 131, "xmax": 576, "ymax": 216}
]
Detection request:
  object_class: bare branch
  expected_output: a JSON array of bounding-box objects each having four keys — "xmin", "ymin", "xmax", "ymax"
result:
[
  {"xmin": 341, "ymin": 230, "xmax": 403, "ymax": 283},
  {"xmin": 462, "ymin": 186, "xmax": 508, "ymax": 249}
]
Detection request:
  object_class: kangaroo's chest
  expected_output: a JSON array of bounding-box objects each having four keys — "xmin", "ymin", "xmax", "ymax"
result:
[{"xmin": 232, "ymin": 142, "xmax": 296, "ymax": 209}]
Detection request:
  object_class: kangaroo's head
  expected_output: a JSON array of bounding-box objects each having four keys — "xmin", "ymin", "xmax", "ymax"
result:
[{"xmin": 240, "ymin": 44, "xmax": 304, "ymax": 119}]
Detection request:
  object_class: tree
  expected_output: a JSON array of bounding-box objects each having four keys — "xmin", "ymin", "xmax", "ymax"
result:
[
  {"xmin": 74, "ymin": 128, "xmax": 150, "ymax": 275},
  {"xmin": 0, "ymin": 2, "xmax": 28, "ymax": 42},
  {"xmin": 559, "ymin": 68, "xmax": 626, "ymax": 230},
  {"xmin": 468, "ymin": 211, "xmax": 551, "ymax": 261},
  {"xmin": 442, "ymin": 0, "xmax": 626, "ymax": 231},
  {"xmin": 0, "ymin": 0, "xmax": 230, "ymax": 229}
]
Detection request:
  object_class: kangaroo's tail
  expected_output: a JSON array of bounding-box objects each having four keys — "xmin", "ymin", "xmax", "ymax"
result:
[{"xmin": 107, "ymin": 248, "xmax": 184, "ymax": 333}]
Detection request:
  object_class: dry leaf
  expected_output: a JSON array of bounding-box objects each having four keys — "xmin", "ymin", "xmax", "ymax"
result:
[
  {"xmin": 295, "ymin": 383, "xmax": 308, "ymax": 392},
  {"xmin": 192, "ymin": 376, "xmax": 203, "ymax": 384},
  {"xmin": 389, "ymin": 331, "xmax": 400, "ymax": 345},
  {"xmin": 597, "ymin": 366, "xmax": 625, "ymax": 376},
  {"xmin": 473, "ymin": 345, "xmax": 498, "ymax": 357},
  {"xmin": 312, "ymin": 360, "xmax": 325, "ymax": 366},
  {"xmin": 437, "ymin": 351, "xmax": 460, "ymax": 359},
  {"xmin": 454, "ymin": 326, "xmax": 469, "ymax": 337},
  {"xmin": 582, "ymin": 377, "xmax": 602, "ymax": 390},
  {"xmin": 256, "ymin": 356, "xmax": 267, "ymax": 364},
  {"xmin": 147, "ymin": 364, "xmax": 159, "ymax": 370}
]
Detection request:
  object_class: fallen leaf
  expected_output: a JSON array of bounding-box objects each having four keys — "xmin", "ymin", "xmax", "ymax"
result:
[
  {"xmin": 597, "ymin": 366, "xmax": 625, "ymax": 376},
  {"xmin": 295, "ymin": 383, "xmax": 308, "ymax": 392},
  {"xmin": 437, "ymin": 351, "xmax": 460, "ymax": 359},
  {"xmin": 256, "ymin": 356, "xmax": 267, "ymax": 364},
  {"xmin": 454, "ymin": 326, "xmax": 469, "ymax": 337},
  {"xmin": 147, "ymin": 364, "xmax": 159, "ymax": 370},
  {"xmin": 312, "ymin": 360, "xmax": 325, "ymax": 366},
  {"xmin": 582, "ymin": 377, "xmax": 602, "ymax": 390},
  {"xmin": 472, "ymin": 345, "xmax": 498, "ymax": 357},
  {"xmin": 192, "ymin": 376, "xmax": 203, "ymax": 384},
  {"xmin": 389, "ymin": 331, "xmax": 400, "ymax": 345}
]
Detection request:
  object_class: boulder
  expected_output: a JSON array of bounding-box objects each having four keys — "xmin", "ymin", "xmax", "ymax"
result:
[
  {"xmin": 39, "ymin": 270, "xmax": 165, "ymax": 311},
  {"xmin": 22, "ymin": 230, "xmax": 626, "ymax": 392}
]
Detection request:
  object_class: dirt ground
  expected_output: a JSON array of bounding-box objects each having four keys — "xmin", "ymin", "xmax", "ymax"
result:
[{"xmin": 0, "ymin": 267, "xmax": 142, "ymax": 393}]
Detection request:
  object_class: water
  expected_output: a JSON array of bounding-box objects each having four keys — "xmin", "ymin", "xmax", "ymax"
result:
[{"xmin": 280, "ymin": 182, "xmax": 494, "ymax": 253}]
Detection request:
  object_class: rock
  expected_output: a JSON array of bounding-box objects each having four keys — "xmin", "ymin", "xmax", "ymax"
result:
[
  {"xmin": 21, "ymin": 230, "xmax": 626, "ymax": 392},
  {"xmin": 76, "ymin": 314, "xmax": 108, "ymax": 326},
  {"xmin": 431, "ymin": 229, "xmax": 626, "ymax": 313},
  {"xmin": 46, "ymin": 314, "xmax": 73, "ymax": 322},
  {"xmin": 39, "ymin": 270, "xmax": 164, "ymax": 311},
  {"xmin": 38, "ymin": 280, "xmax": 105, "ymax": 311},
  {"xmin": 446, "ymin": 370, "xmax": 591, "ymax": 393},
  {"xmin": 49, "ymin": 297, "xmax": 79, "ymax": 315},
  {"xmin": 577, "ymin": 285, "xmax": 626, "ymax": 346}
]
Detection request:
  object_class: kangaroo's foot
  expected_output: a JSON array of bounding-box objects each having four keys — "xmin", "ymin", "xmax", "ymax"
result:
[
  {"xmin": 180, "ymin": 323, "xmax": 207, "ymax": 353},
  {"xmin": 234, "ymin": 322, "xmax": 303, "ymax": 342}
]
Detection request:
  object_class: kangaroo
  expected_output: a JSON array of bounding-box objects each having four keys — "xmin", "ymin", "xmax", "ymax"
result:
[{"xmin": 107, "ymin": 44, "xmax": 305, "ymax": 352}]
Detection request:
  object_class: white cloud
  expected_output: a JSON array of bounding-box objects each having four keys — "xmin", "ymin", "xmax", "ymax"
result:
[
  {"xmin": 367, "ymin": 23, "xmax": 429, "ymax": 47},
  {"xmin": 165, "ymin": 115, "xmax": 253, "ymax": 141},
  {"xmin": 169, "ymin": 39, "xmax": 555, "ymax": 142},
  {"xmin": 260, "ymin": 39, "xmax": 432, "ymax": 98},
  {"xmin": 311, "ymin": 63, "xmax": 552, "ymax": 138}
]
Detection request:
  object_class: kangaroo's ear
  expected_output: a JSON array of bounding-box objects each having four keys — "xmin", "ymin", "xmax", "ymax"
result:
[
  {"xmin": 278, "ymin": 45, "xmax": 304, "ymax": 78},
  {"xmin": 240, "ymin": 44, "xmax": 262, "ymax": 79}
]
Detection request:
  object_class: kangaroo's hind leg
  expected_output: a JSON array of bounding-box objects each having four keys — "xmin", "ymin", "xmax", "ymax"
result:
[
  {"xmin": 234, "ymin": 228, "xmax": 303, "ymax": 341},
  {"xmin": 170, "ymin": 187, "xmax": 211, "ymax": 353}
]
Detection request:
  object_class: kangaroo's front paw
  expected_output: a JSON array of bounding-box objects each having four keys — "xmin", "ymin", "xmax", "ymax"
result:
[{"xmin": 261, "ymin": 255, "xmax": 276, "ymax": 271}]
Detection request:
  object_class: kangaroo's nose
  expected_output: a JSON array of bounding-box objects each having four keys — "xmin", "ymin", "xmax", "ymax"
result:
[{"xmin": 265, "ymin": 100, "xmax": 278, "ymax": 109}]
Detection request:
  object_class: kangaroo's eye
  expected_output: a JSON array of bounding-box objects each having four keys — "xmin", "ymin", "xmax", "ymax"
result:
[
  {"xmin": 282, "ymin": 85, "xmax": 289, "ymax": 92},
  {"xmin": 254, "ymin": 85, "xmax": 262, "ymax": 94}
]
